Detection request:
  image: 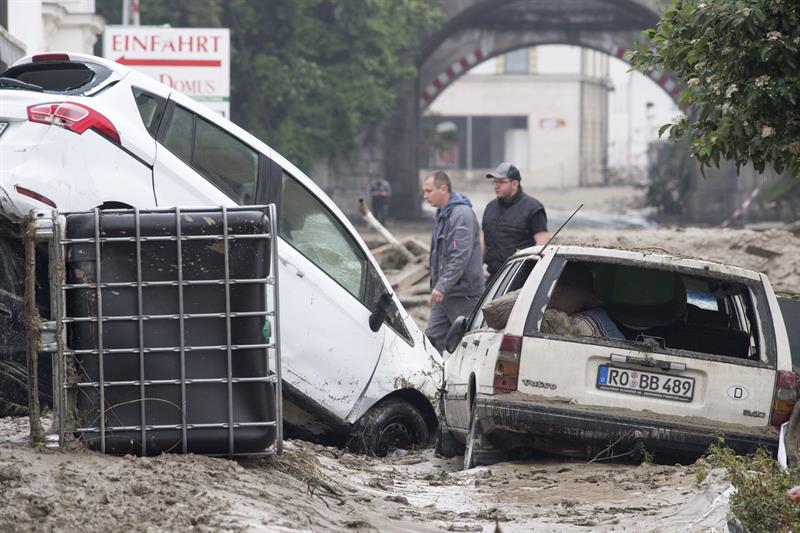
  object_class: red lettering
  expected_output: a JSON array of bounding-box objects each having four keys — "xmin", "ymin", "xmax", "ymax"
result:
[
  {"xmin": 112, "ymin": 34, "xmax": 123, "ymax": 51},
  {"xmin": 197, "ymin": 36, "xmax": 208, "ymax": 52},
  {"xmin": 150, "ymin": 34, "xmax": 160, "ymax": 51},
  {"xmin": 211, "ymin": 35, "xmax": 220, "ymax": 53},
  {"xmin": 177, "ymin": 35, "xmax": 193, "ymax": 52},
  {"xmin": 162, "ymin": 39, "xmax": 175, "ymax": 52},
  {"xmin": 159, "ymin": 73, "xmax": 174, "ymax": 88},
  {"xmin": 132, "ymin": 35, "xmax": 148, "ymax": 52}
]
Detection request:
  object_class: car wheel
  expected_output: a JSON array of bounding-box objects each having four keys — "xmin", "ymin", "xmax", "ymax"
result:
[
  {"xmin": 435, "ymin": 422, "xmax": 464, "ymax": 458},
  {"xmin": 348, "ymin": 399, "xmax": 431, "ymax": 457},
  {"xmin": 463, "ymin": 407, "xmax": 506, "ymax": 469}
]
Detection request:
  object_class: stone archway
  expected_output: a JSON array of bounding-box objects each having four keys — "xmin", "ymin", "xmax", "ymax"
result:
[{"xmin": 382, "ymin": 0, "xmax": 677, "ymax": 218}]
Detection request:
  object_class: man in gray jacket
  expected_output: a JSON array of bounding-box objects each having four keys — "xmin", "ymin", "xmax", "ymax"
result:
[{"xmin": 422, "ymin": 171, "xmax": 485, "ymax": 352}]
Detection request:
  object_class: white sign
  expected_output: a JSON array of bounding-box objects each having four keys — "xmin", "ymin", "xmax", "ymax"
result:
[{"xmin": 103, "ymin": 26, "xmax": 230, "ymax": 117}]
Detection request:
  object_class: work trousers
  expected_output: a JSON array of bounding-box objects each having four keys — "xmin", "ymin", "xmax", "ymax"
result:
[{"xmin": 426, "ymin": 294, "xmax": 480, "ymax": 353}]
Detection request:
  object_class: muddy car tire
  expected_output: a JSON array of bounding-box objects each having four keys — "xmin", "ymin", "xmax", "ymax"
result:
[
  {"xmin": 435, "ymin": 423, "xmax": 464, "ymax": 458},
  {"xmin": 463, "ymin": 409, "xmax": 506, "ymax": 469},
  {"xmin": 348, "ymin": 399, "xmax": 430, "ymax": 457}
]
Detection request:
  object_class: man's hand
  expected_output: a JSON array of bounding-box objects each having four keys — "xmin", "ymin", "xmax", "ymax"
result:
[{"xmin": 430, "ymin": 288, "xmax": 445, "ymax": 305}]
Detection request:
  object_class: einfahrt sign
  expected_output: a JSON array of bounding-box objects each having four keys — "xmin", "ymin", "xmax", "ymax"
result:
[{"xmin": 103, "ymin": 26, "xmax": 230, "ymax": 117}]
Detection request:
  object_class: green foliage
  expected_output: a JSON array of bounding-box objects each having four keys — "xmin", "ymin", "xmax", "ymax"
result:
[
  {"xmin": 95, "ymin": 0, "xmax": 440, "ymax": 171},
  {"xmin": 704, "ymin": 440, "xmax": 800, "ymax": 532},
  {"xmin": 630, "ymin": 0, "xmax": 800, "ymax": 181},
  {"xmin": 646, "ymin": 137, "xmax": 693, "ymax": 214}
]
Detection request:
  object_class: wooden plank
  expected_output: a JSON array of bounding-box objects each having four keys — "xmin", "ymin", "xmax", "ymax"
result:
[{"xmin": 388, "ymin": 262, "xmax": 430, "ymax": 292}]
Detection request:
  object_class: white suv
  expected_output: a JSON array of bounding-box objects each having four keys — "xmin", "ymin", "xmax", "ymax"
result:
[
  {"xmin": 438, "ymin": 244, "xmax": 795, "ymax": 468},
  {"xmin": 0, "ymin": 53, "xmax": 441, "ymax": 455}
]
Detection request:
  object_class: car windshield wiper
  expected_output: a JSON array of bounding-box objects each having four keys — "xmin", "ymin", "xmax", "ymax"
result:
[{"xmin": 0, "ymin": 77, "xmax": 44, "ymax": 92}]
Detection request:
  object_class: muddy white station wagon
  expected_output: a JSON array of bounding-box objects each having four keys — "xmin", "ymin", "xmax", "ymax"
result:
[{"xmin": 438, "ymin": 245, "xmax": 795, "ymax": 468}]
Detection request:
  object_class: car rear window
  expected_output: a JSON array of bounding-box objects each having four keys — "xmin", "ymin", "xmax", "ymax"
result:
[
  {"xmin": 535, "ymin": 259, "xmax": 766, "ymax": 361},
  {"xmin": 2, "ymin": 61, "xmax": 112, "ymax": 94}
]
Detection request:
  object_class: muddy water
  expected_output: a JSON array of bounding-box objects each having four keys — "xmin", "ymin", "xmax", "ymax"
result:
[{"xmin": 0, "ymin": 416, "xmax": 731, "ymax": 532}]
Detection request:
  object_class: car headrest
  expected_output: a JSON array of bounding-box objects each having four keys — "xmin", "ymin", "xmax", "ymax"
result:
[{"xmin": 593, "ymin": 264, "xmax": 687, "ymax": 328}]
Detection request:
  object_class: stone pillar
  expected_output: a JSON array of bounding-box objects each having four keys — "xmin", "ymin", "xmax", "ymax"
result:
[{"xmin": 383, "ymin": 81, "xmax": 422, "ymax": 219}]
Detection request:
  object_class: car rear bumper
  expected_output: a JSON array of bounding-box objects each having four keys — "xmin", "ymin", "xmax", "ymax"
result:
[{"xmin": 474, "ymin": 395, "xmax": 778, "ymax": 459}]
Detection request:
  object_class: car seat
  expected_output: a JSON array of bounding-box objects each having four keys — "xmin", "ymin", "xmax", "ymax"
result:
[{"xmin": 593, "ymin": 263, "xmax": 687, "ymax": 329}]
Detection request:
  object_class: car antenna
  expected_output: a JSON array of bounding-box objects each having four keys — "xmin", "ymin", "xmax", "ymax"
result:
[{"xmin": 537, "ymin": 203, "xmax": 583, "ymax": 257}]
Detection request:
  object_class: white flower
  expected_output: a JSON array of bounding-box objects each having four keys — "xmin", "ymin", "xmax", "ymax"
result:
[
  {"xmin": 725, "ymin": 85, "xmax": 738, "ymax": 98},
  {"xmin": 767, "ymin": 31, "xmax": 782, "ymax": 41},
  {"xmin": 721, "ymin": 103, "xmax": 732, "ymax": 114},
  {"xmin": 698, "ymin": 2, "xmax": 708, "ymax": 10},
  {"xmin": 761, "ymin": 126, "xmax": 775, "ymax": 138},
  {"xmin": 741, "ymin": 7, "xmax": 752, "ymax": 16},
  {"xmin": 688, "ymin": 78, "xmax": 700, "ymax": 87},
  {"xmin": 755, "ymin": 75, "xmax": 771, "ymax": 88},
  {"xmin": 672, "ymin": 114, "xmax": 687, "ymax": 124}
]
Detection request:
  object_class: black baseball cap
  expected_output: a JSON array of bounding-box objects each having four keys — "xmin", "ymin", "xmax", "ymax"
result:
[{"xmin": 486, "ymin": 162, "xmax": 521, "ymax": 181}]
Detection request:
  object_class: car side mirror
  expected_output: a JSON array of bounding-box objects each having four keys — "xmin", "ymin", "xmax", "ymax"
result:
[
  {"xmin": 444, "ymin": 316, "xmax": 468, "ymax": 354},
  {"xmin": 369, "ymin": 291, "xmax": 393, "ymax": 332}
]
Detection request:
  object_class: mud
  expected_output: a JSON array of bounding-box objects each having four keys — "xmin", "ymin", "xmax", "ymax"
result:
[{"xmin": 0, "ymin": 416, "xmax": 734, "ymax": 532}]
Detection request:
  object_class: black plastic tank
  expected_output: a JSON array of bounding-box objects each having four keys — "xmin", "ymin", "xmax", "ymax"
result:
[{"xmin": 64, "ymin": 209, "xmax": 275, "ymax": 455}]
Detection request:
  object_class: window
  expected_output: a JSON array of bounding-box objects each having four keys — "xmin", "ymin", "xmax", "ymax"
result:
[
  {"xmin": 505, "ymin": 48, "xmax": 529, "ymax": 74},
  {"xmin": 161, "ymin": 106, "xmax": 258, "ymax": 205},
  {"xmin": 162, "ymin": 106, "xmax": 193, "ymax": 162},
  {"xmin": 279, "ymin": 173, "xmax": 366, "ymax": 299},
  {"xmin": 193, "ymin": 117, "xmax": 258, "ymax": 204},
  {"xmin": 469, "ymin": 258, "xmax": 537, "ymax": 331},
  {"xmin": 133, "ymin": 90, "xmax": 164, "ymax": 137},
  {"xmin": 364, "ymin": 264, "xmax": 412, "ymax": 344},
  {"xmin": 2, "ymin": 61, "xmax": 112, "ymax": 94},
  {"xmin": 536, "ymin": 259, "xmax": 763, "ymax": 361}
]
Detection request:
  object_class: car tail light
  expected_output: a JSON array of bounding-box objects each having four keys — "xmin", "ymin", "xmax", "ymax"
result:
[
  {"xmin": 493, "ymin": 334, "xmax": 522, "ymax": 394},
  {"xmin": 771, "ymin": 370, "xmax": 797, "ymax": 428},
  {"xmin": 27, "ymin": 102, "xmax": 120, "ymax": 144},
  {"xmin": 32, "ymin": 53, "xmax": 70, "ymax": 62},
  {"xmin": 15, "ymin": 185, "xmax": 56, "ymax": 208}
]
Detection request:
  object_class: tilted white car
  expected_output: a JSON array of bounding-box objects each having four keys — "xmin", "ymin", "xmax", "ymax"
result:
[
  {"xmin": 438, "ymin": 244, "xmax": 796, "ymax": 468},
  {"xmin": 0, "ymin": 53, "xmax": 441, "ymax": 454}
]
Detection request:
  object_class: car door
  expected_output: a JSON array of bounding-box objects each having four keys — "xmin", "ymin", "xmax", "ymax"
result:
[
  {"xmin": 444, "ymin": 261, "xmax": 521, "ymax": 431},
  {"xmin": 274, "ymin": 171, "xmax": 384, "ymax": 420},
  {"xmin": 152, "ymin": 102, "xmax": 248, "ymax": 207}
]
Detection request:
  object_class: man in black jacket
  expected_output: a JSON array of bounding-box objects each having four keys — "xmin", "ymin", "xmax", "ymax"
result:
[{"xmin": 482, "ymin": 162, "xmax": 549, "ymax": 277}]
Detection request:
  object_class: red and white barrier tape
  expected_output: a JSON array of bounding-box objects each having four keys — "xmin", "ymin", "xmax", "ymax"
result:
[{"xmin": 720, "ymin": 184, "xmax": 763, "ymax": 228}]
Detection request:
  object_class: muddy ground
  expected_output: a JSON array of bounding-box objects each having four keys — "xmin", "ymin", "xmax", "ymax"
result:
[
  {"xmin": 3, "ymin": 185, "xmax": 792, "ymax": 532},
  {"xmin": 0, "ymin": 416, "xmax": 732, "ymax": 532}
]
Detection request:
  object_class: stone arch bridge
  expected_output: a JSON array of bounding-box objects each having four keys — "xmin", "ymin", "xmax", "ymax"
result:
[{"xmin": 323, "ymin": 0, "xmax": 680, "ymax": 218}]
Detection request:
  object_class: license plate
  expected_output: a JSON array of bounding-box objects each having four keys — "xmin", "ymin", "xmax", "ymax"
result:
[
  {"xmin": 597, "ymin": 364, "xmax": 694, "ymax": 402},
  {"xmin": 0, "ymin": 122, "xmax": 7, "ymax": 138}
]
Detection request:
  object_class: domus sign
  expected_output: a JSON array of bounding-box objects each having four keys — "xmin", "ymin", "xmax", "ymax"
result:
[{"xmin": 103, "ymin": 26, "xmax": 230, "ymax": 117}]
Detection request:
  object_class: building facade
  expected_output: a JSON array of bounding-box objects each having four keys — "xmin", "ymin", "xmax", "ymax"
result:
[
  {"xmin": 0, "ymin": 0, "xmax": 103, "ymax": 70},
  {"xmin": 421, "ymin": 46, "xmax": 611, "ymax": 189}
]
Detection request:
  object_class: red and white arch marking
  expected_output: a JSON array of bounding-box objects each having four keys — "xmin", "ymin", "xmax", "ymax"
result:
[
  {"xmin": 420, "ymin": 44, "xmax": 683, "ymax": 107},
  {"xmin": 419, "ymin": 48, "xmax": 486, "ymax": 106}
]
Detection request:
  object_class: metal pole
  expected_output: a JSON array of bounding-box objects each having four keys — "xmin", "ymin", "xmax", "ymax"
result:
[
  {"xmin": 122, "ymin": 0, "xmax": 131, "ymax": 25},
  {"xmin": 133, "ymin": 0, "xmax": 140, "ymax": 26}
]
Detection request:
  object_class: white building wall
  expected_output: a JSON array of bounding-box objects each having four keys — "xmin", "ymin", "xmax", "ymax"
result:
[
  {"xmin": 427, "ymin": 74, "xmax": 583, "ymax": 188},
  {"xmin": 6, "ymin": 0, "xmax": 102, "ymax": 56}
]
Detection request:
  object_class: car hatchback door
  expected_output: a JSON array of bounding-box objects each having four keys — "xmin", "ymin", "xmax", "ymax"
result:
[{"xmin": 516, "ymin": 255, "xmax": 777, "ymax": 428}]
